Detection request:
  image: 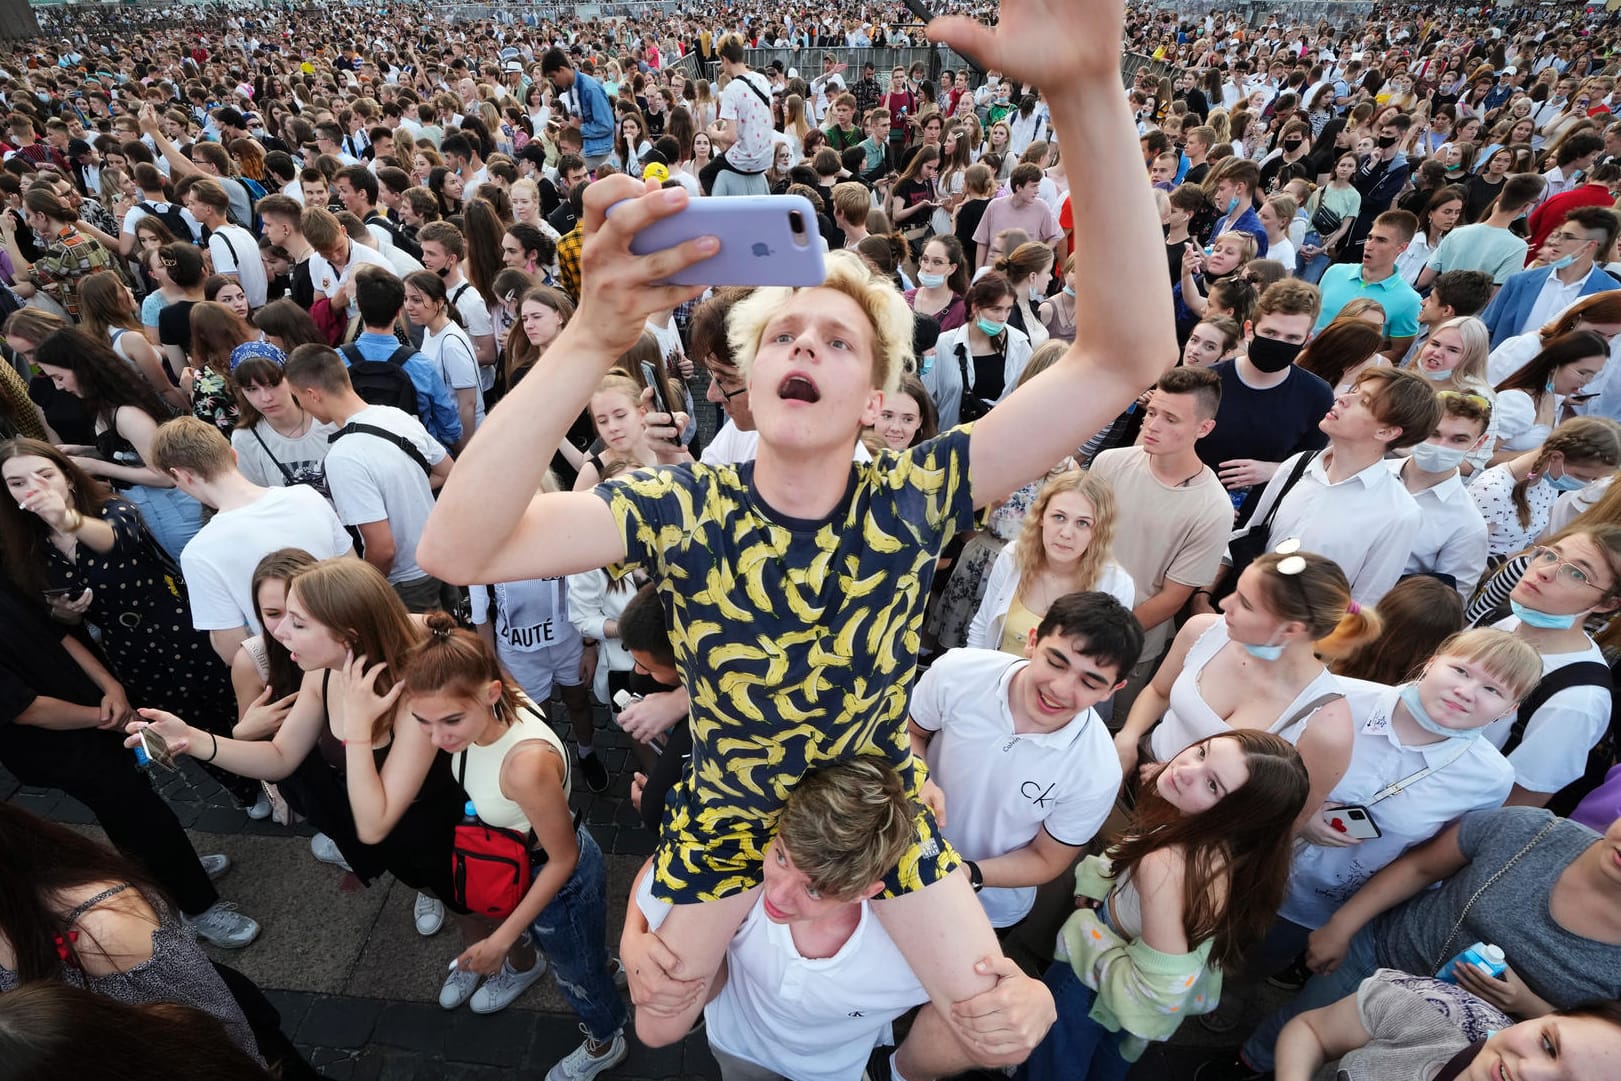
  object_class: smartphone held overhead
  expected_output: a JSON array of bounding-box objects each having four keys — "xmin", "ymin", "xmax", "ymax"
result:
[{"xmin": 613, "ymin": 194, "xmax": 826, "ymax": 288}]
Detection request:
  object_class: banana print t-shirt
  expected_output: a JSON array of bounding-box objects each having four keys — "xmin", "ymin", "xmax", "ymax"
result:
[{"xmin": 596, "ymin": 425, "xmax": 976, "ymax": 903}]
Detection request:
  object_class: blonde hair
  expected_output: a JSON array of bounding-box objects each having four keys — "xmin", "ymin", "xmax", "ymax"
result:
[
  {"xmin": 774, "ymin": 757, "xmax": 917, "ymax": 901},
  {"xmin": 1250, "ymin": 550, "xmax": 1383, "ymax": 659},
  {"xmin": 1430, "ymin": 628, "xmax": 1544, "ymax": 702},
  {"xmin": 1427, "ymin": 315, "xmax": 1491, "ymax": 391},
  {"xmin": 1016, "ymin": 339, "xmax": 1068, "ymax": 390},
  {"xmin": 1012, "ymin": 469, "xmax": 1117, "ymax": 600},
  {"xmin": 728, "ymin": 249, "xmax": 913, "ymax": 397}
]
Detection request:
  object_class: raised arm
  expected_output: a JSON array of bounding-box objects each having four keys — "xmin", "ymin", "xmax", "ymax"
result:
[
  {"xmin": 418, "ymin": 178, "xmax": 711, "ymax": 586},
  {"xmin": 931, "ymin": 4, "xmax": 1177, "ymax": 508}
]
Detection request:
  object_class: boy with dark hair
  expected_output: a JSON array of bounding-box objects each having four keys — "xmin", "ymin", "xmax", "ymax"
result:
[
  {"xmin": 1392, "ymin": 390, "xmax": 1492, "ymax": 597},
  {"xmin": 910, "ymin": 592, "xmax": 1143, "ymax": 928}
]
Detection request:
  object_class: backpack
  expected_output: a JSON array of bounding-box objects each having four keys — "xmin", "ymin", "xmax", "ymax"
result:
[
  {"xmin": 1501, "ymin": 659, "xmax": 1617, "ymax": 818},
  {"xmin": 139, "ymin": 201, "xmax": 191, "ymax": 241},
  {"xmin": 339, "ymin": 343, "xmax": 419, "ymax": 416},
  {"xmin": 238, "ymin": 175, "xmax": 267, "ymax": 236}
]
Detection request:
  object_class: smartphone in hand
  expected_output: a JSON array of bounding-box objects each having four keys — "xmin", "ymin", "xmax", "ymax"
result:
[{"xmin": 614, "ymin": 193, "xmax": 826, "ymax": 287}]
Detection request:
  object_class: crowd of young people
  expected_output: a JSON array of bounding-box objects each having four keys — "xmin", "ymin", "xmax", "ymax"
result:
[{"xmin": 4, "ymin": 1, "xmax": 1621, "ymax": 1080}]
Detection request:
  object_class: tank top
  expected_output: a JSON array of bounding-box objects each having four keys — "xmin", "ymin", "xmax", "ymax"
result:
[
  {"xmin": 1150, "ymin": 620, "xmax": 1344, "ymax": 761},
  {"xmin": 998, "ymin": 593, "xmax": 1043, "ymax": 655},
  {"xmin": 453, "ymin": 699, "xmax": 570, "ymax": 832}
]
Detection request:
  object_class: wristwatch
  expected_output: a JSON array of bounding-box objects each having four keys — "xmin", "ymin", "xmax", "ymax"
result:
[{"xmin": 964, "ymin": 859, "xmax": 983, "ymax": 893}]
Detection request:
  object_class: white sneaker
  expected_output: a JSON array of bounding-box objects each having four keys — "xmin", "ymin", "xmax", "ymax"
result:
[
  {"xmin": 200, "ymin": 854, "xmax": 231, "ymax": 880},
  {"xmin": 247, "ymin": 791, "xmax": 272, "ymax": 820},
  {"xmin": 469, "ymin": 955, "xmax": 547, "ymax": 1014},
  {"xmin": 439, "ymin": 963, "xmax": 483, "ymax": 1009},
  {"xmin": 413, "ymin": 891, "xmax": 445, "ymax": 936},
  {"xmin": 185, "ymin": 902, "xmax": 260, "ymax": 948},
  {"xmin": 545, "ymin": 1027, "xmax": 627, "ymax": 1081},
  {"xmin": 309, "ymin": 833, "xmax": 351, "ymax": 872}
]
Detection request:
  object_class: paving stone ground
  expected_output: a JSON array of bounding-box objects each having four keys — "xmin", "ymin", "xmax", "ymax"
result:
[{"xmin": 2, "ymin": 704, "xmax": 1272, "ymax": 1079}]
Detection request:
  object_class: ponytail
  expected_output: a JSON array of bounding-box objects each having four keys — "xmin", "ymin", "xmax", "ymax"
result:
[{"xmin": 402, "ymin": 610, "xmax": 522, "ymax": 721}]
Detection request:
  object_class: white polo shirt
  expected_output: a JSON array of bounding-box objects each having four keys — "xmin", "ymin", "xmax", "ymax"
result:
[
  {"xmin": 1483, "ymin": 618, "xmax": 1612, "ymax": 794},
  {"xmin": 911, "ymin": 647, "xmax": 1121, "ymax": 927},
  {"xmin": 1389, "ymin": 458, "xmax": 1490, "ymax": 599},
  {"xmin": 1282, "ymin": 679, "xmax": 1514, "ymax": 930},
  {"xmin": 636, "ymin": 876, "xmax": 924, "ymax": 1081}
]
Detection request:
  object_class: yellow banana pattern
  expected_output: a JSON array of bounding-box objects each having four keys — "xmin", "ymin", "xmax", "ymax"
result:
[{"xmin": 599, "ymin": 426, "xmax": 976, "ymax": 903}]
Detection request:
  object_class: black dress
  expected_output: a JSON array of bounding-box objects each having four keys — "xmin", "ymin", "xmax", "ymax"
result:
[{"xmin": 42, "ymin": 498, "xmax": 258, "ymax": 805}]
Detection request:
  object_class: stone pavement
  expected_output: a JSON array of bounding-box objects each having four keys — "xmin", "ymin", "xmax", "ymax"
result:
[{"xmin": 0, "ymin": 705, "xmax": 1272, "ymax": 1080}]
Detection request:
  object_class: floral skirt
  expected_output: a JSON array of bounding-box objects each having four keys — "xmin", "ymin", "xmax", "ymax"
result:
[{"xmin": 924, "ymin": 532, "xmax": 1008, "ymax": 649}]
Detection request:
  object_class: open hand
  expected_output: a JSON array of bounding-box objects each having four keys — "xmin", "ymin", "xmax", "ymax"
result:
[{"xmin": 329, "ymin": 652, "xmax": 402, "ymax": 746}]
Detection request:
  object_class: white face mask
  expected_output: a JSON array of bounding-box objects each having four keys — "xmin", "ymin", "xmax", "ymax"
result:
[{"xmin": 1410, "ymin": 441, "xmax": 1469, "ymax": 473}]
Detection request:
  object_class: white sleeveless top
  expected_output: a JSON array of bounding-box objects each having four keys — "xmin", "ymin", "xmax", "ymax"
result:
[
  {"xmin": 1149, "ymin": 620, "xmax": 1344, "ymax": 761},
  {"xmin": 452, "ymin": 699, "xmax": 570, "ymax": 832}
]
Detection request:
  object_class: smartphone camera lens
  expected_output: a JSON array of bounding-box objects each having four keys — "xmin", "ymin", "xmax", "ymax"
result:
[
  {"xmin": 1347, "ymin": 810, "xmax": 1365, "ymax": 820},
  {"xmin": 788, "ymin": 210, "xmax": 805, "ymax": 235}
]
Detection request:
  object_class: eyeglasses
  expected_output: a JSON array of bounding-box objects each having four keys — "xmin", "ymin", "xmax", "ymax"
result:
[
  {"xmin": 1526, "ymin": 546, "xmax": 1608, "ymax": 591},
  {"xmin": 1546, "ymin": 231, "xmax": 1595, "ymax": 246},
  {"xmin": 710, "ymin": 373, "xmax": 747, "ymax": 401}
]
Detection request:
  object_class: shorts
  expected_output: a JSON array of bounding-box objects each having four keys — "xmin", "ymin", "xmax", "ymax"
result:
[{"xmin": 500, "ymin": 632, "xmax": 586, "ymax": 703}]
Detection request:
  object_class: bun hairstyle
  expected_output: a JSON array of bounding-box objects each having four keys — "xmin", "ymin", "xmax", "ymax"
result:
[
  {"xmin": 402, "ymin": 611, "xmax": 521, "ymax": 722},
  {"xmin": 1250, "ymin": 548, "xmax": 1382, "ymax": 659}
]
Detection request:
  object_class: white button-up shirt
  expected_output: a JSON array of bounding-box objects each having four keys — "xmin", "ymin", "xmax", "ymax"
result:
[
  {"xmin": 1389, "ymin": 458, "xmax": 1491, "ymax": 598},
  {"xmin": 1242, "ymin": 449, "xmax": 1423, "ymax": 607},
  {"xmin": 1523, "ymin": 267, "xmax": 1587, "ymax": 333}
]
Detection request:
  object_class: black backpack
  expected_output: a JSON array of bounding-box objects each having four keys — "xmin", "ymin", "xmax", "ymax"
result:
[
  {"xmin": 139, "ymin": 201, "xmax": 192, "ymax": 241},
  {"xmin": 339, "ymin": 343, "xmax": 419, "ymax": 416},
  {"xmin": 1501, "ymin": 659, "xmax": 1617, "ymax": 817}
]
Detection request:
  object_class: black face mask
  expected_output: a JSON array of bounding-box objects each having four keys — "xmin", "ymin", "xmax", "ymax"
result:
[
  {"xmin": 1377, "ymin": 135, "xmax": 1399, "ymax": 148},
  {"xmin": 1247, "ymin": 333, "xmax": 1304, "ymax": 373},
  {"xmin": 1283, "ymin": 137, "xmax": 1304, "ymax": 151}
]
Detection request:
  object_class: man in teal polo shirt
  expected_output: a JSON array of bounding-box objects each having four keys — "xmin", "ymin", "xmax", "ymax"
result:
[{"xmin": 1315, "ymin": 209, "xmax": 1423, "ymax": 355}]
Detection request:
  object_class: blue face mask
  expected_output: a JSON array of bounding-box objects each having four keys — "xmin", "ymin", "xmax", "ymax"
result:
[
  {"xmin": 976, "ymin": 316, "xmax": 1006, "ymax": 336},
  {"xmin": 1226, "ymin": 194, "xmax": 1241, "ymax": 216},
  {"xmin": 1549, "ymin": 253, "xmax": 1577, "ymax": 271},
  {"xmin": 1399, "ymin": 682, "xmax": 1481, "ymax": 740},
  {"xmin": 1509, "ymin": 598, "xmax": 1579, "ymax": 629},
  {"xmin": 1241, "ymin": 641, "xmax": 1285, "ymax": 661},
  {"xmin": 1545, "ymin": 464, "xmax": 1588, "ymax": 491},
  {"xmin": 1062, "ymin": 286, "xmax": 1076, "ymax": 298}
]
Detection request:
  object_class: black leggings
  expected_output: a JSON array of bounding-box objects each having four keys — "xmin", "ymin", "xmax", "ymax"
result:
[{"xmin": 0, "ymin": 724, "xmax": 218, "ymax": 915}]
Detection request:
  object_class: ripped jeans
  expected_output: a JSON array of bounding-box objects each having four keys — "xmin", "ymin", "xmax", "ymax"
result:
[{"xmin": 530, "ymin": 825, "xmax": 627, "ymax": 1042}]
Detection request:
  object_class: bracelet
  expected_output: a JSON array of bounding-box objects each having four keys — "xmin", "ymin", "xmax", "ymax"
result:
[
  {"xmin": 62, "ymin": 508, "xmax": 84, "ymax": 532},
  {"xmin": 200, "ymin": 730, "xmax": 219, "ymax": 763}
]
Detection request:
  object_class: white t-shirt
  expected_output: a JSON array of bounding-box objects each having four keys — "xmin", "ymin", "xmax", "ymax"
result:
[
  {"xmin": 638, "ymin": 874, "xmax": 925, "ymax": 1081},
  {"xmin": 229, "ymin": 416, "xmax": 339, "ymax": 492},
  {"xmin": 208, "ymin": 223, "xmax": 269, "ymax": 307},
  {"xmin": 420, "ymin": 321, "xmax": 485, "ymax": 432},
  {"xmin": 446, "ymin": 277, "xmax": 495, "ymax": 392},
  {"xmin": 181, "ymin": 485, "xmax": 353, "ymax": 632},
  {"xmin": 1484, "ymin": 617, "xmax": 1612, "ymax": 794},
  {"xmin": 307, "ymin": 241, "xmax": 394, "ymax": 317},
  {"xmin": 324, "ymin": 404, "xmax": 447, "ymax": 584},
  {"xmin": 911, "ymin": 647, "xmax": 1120, "ymax": 927},
  {"xmin": 700, "ymin": 419, "xmax": 874, "ymax": 468}
]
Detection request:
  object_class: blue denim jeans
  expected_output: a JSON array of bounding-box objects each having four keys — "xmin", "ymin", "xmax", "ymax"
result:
[
  {"xmin": 530, "ymin": 826, "xmax": 627, "ymax": 1042},
  {"xmin": 1241, "ymin": 924, "xmax": 1379, "ymax": 1071},
  {"xmin": 124, "ymin": 483, "xmax": 203, "ymax": 562},
  {"xmin": 1015, "ymin": 962, "xmax": 1132, "ymax": 1081},
  {"xmin": 1297, "ymin": 230, "xmax": 1333, "ymax": 284}
]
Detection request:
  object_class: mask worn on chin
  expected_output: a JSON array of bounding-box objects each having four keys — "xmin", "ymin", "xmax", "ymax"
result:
[
  {"xmin": 1398, "ymin": 683, "xmax": 1481, "ymax": 740},
  {"xmin": 976, "ymin": 316, "xmax": 1006, "ymax": 337},
  {"xmin": 1242, "ymin": 640, "xmax": 1286, "ymax": 661},
  {"xmin": 917, "ymin": 271, "xmax": 947, "ymax": 289},
  {"xmin": 1409, "ymin": 440, "xmax": 1468, "ymax": 472},
  {"xmin": 1546, "ymin": 467, "xmax": 1588, "ymax": 492},
  {"xmin": 1029, "ymin": 284, "xmax": 1044, "ymax": 301},
  {"xmin": 1225, "ymin": 194, "xmax": 1241, "ymax": 215},
  {"xmin": 1063, "ymin": 286, "xmax": 1077, "ymax": 298},
  {"xmin": 1283, "ymin": 138, "xmax": 1304, "ymax": 150},
  {"xmin": 1509, "ymin": 598, "xmax": 1579, "ymax": 629},
  {"xmin": 1246, "ymin": 334, "xmax": 1304, "ymax": 373},
  {"xmin": 1548, "ymin": 253, "xmax": 1577, "ymax": 271},
  {"xmin": 1376, "ymin": 135, "xmax": 1399, "ymax": 148}
]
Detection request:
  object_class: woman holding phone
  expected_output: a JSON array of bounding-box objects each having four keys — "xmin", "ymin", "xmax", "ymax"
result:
[{"xmin": 0, "ymin": 438, "xmax": 256, "ymax": 810}]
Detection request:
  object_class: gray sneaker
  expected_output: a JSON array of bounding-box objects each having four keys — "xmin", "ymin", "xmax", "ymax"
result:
[
  {"xmin": 439, "ymin": 963, "xmax": 483, "ymax": 1010},
  {"xmin": 310, "ymin": 833, "xmax": 352, "ymax": 872},
  {"xmin": 247, "ymin": 791, "xmax": 272, "ymax": 820},
  {"xmin": 469, "ymin": 955, "xmax": 547, "ymax": 1014},
  {"xmin": 413, "ymin": 891, "xmax": 445, "ymax": 936},
  {"xmin": 545, "ymin": 1027, "xmax": 627, "ymax": 1081},
  {"xmin": 186, "ymin": 902, "xmax": 260, "ymax": 948},
  {"xmin": 200, "ymin": 854, "xmax": 231, "ymax": 880}
]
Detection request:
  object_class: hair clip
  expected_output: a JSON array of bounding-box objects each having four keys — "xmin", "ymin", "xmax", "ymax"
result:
[
  {"xmin": 1273, "ymin": 537, "xmax": 1307, "ymax": 576},
  {"xmin": 431, "ymin": 623, "xmax": 453, "ymax": 642}
]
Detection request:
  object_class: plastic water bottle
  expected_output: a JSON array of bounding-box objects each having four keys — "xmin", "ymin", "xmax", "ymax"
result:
[
  {"xmin": 463, "ymin": 800, "xmax": 478, "ymax": 823},
  {"xmin": 132, "ymin": 743, "xmax": 152, "ymax": 768},
  {"xmin": 1437, "ymin": 942, "xmax": 1507, "ymax": 983}
]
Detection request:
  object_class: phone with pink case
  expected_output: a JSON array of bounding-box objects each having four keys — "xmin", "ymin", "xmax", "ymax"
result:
[{"xmin": 613, "ymin": 193, "xmax": 826, "ymax": 287}]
